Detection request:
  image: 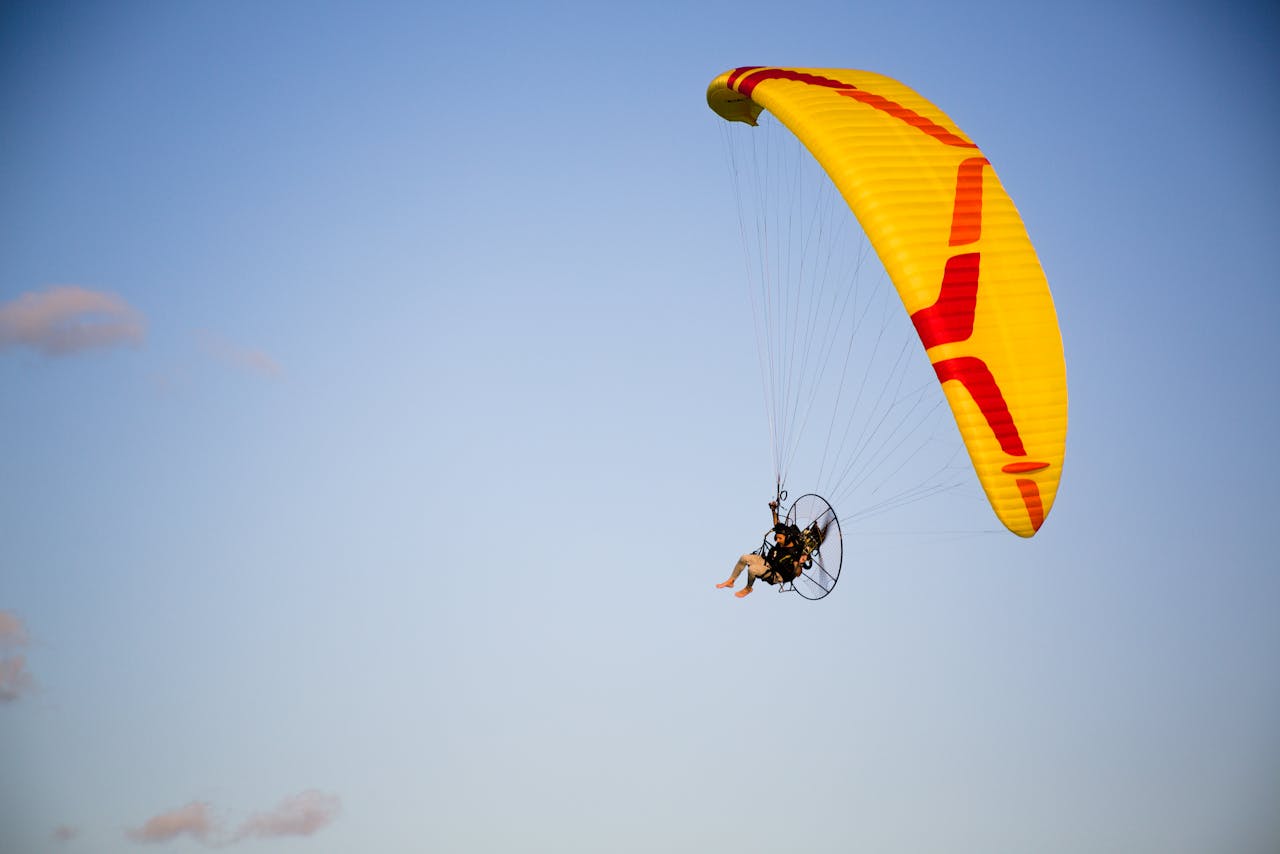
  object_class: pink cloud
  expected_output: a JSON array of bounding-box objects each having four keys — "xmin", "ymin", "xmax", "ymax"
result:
[
  {"xmin": 127, "ymin": 802, "xmax": 212, "ymax": 844},
  {"xmin": 197, "ymin": 330, "xmax": 282, "ymax": 378},
  {"xmin": 0, "ymin": 612, "xmax": 34, "ymax": 702},
  {"xmin": 52, "ymin": 825, "xmax": 79, "ymax": 843},
  {"xmin": 0, "ymin": 654, "xmax": 35, "ymax": 702},
  {"xmin": 0, "ymin": 286, "xmax": 146, "ymax": 356},
  {"xmin": 235, "ymin": 791, "xmax": 340, "ymax": 839},
  {"xmin": 125, "ymin": 791, "xmax": 339, "ymax": 846},
  {"xmin": 0, "ymin": 610, "xmax": 27, "ymax": 646}
]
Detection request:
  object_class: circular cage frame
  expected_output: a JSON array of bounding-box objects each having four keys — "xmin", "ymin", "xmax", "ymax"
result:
[{"xmin": 783, "ymin": 493, "xmax": 843, "ymax": 600}]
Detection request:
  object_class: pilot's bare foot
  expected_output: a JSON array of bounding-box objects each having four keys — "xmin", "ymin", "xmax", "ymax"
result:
[
  {"xmin": 734, "ymin": 587, "xmax": 753, "ymax": 598},
  {"xmin": 715, "ymin": 580, "xmax": 735, "ymax": 589}
]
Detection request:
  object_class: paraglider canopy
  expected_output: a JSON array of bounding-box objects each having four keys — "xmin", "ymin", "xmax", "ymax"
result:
[{"xmin": 708, "ymin": 67, "xmax": 1067, "ymax": 537}]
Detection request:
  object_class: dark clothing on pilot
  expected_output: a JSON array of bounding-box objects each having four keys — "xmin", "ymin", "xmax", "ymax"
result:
[{"xmin": 763, "ymin": 523, "xmax": 806, "ymax": 583}]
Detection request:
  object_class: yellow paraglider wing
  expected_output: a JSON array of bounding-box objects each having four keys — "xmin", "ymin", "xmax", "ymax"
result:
[{"xmin": 708, "ymin": 67, "xmax": 1067, "ymax": 537}]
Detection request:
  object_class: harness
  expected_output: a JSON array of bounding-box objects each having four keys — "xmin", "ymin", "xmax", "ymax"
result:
[
  {"xmin": 754, "ymin": 521, "xmax": 824, "ymax": 587},
  {"xmin": 754, "ymin": 523, "xmax": 810, "ymax": 586}
]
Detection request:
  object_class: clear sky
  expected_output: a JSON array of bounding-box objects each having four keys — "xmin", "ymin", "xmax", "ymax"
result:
[{"xmin": 2, "ymin": 1, "xmax": 1278, "ymax": 851}]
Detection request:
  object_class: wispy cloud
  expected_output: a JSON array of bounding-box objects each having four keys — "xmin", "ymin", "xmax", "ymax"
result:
[
  {"xmin": 0, "ymin": 655, "xmax": 35, "ymax": 702},
  {"xmin": 0, "ymin": 610, "xmax": 34, "ymax": 703},
  {"xmin": 52, "ymin": 825, "xmax": 79, "ymax": 843},
  {"xmin": 0, "ymin": 610, "xmax": 27, "ymax": 646},
  {"xmin": 127, "ymin": 802, "xmax": 212, "ymax": 844},
  {"xmin": 125, "ymin": 791, "xmax": 339, "ymax": 846},
  {"xmin": 0, "ymin": 286, "xmax": 146, "ymax": 356},
  {"xmin": 235, "ymin": 791, "xmax": 341, "ymax": 840},
  {"xmin": 197, "ymin": 330, "xmax": 282, "ymax": 378}
]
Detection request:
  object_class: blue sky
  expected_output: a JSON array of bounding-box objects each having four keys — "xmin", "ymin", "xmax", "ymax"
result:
[{"xmin": 2, "ymin": 1, "xmax": 1278, "ymax": 851}]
